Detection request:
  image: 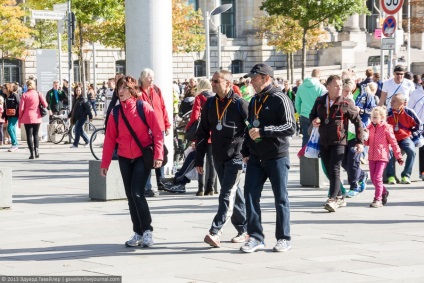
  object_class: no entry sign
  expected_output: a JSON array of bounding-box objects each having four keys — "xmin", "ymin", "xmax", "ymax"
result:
[
  {"xmin": 382, "ymin": 16, "xmax": 396, "ymax": 37},
  {"xmin": 381, "ymin": 0, "xmax": 404, "ymax": 15}
]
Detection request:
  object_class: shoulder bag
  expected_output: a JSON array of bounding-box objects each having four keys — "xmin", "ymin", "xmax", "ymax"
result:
[{"xmin": 38, "ymin": 92, "xmax": 48, "ymax": 117}]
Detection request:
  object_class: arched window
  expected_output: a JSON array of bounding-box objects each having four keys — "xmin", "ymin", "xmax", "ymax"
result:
[
  {"xmin": 0, "ymin": 58, "xmax": 22, "ymax": 84},
  {"xmin": 116, "ymin": 60, "xmax": 126, "ymax": 75},
  {"xmin": 73, "ymin": 60, "xmax": 90, "ymax": 83},
  {"xmin": 194, "ymin": 60, "xmax": 206, "ymax": 77},
  {"xmin": 231, "ymin": 60, "xmax": 243, "ymax": 74}
]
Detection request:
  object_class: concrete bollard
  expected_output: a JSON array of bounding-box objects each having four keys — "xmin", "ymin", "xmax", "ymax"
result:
[
  {"xmin": 89, "ymin": 160, "xmax": 126, "ymax": 201},
  {"xmin": 0, "ymin": 168, "xmax": 12, "ymax": 209},
  {"xmin": 299, "ymin": 157, "xmax": 328, "ymax": 188}
]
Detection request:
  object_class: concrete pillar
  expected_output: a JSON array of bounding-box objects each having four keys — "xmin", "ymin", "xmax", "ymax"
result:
[
  {"xmin": 343, "ymin": 14, "xmax": 361, "ymax": 32},
  {"xmin": 125, "ymin": 0, "xmax": 173, "ymax": 173}
]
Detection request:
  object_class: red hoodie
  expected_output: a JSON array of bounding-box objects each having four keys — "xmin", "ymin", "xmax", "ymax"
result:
[
  {"xmin": 101, "ymin": 97, "xmax": 164, "ymax": 169},
  {"xmin": 139, "ymin": 85, "xmax": 171, "ymax": 131}
]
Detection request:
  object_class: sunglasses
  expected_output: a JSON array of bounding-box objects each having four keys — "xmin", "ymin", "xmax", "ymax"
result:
[{"xmin": 211, "ymin": 79, "xmax": 220, "ymax": 84}]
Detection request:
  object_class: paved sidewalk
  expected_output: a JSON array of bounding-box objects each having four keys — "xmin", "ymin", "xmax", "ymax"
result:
[{"xmin": 1, "ymin": 136, "xmax": 424, "ymax": 283}]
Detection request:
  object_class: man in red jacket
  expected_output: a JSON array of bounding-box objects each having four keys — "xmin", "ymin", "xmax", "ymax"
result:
[{"xmin": 139, "ymin": 68, "xmax": 171, "ymax": 197}]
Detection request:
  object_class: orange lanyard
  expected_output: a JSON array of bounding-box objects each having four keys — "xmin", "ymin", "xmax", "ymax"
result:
[
  {"xmin": 216, "ymin": 98, "xmax": 232, "ymax": 122},
  {"xmin": 254, "ymin": 95, "xmax": 269, "ymax": 119}
]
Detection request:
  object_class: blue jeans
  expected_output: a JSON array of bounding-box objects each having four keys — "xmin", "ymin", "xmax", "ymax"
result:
[
  {"xmin": 118, "ymin": 156, "xmax": 153, "ymax": 234},
  {"xmin": 174, "ymin": 150, "xmax": 196, "ymax": 185},
  {"xmin": 7, "ymin": 117, "xmax": 19, "ymax": 146},
  {"xmin": 210, "ymin": 157, "xmax": 246, "ymax": 235},
  {"xmin": 386, "ymin": 137, "xmax": 416, "ymax": 178},
  {"xmin": 89, "ymin": 100, "xmax": 97, "ymax": 116},
  {"xmin": 73, "ymin": 118, "xmax": 89, "ymax": 146},
  {"xmin": 244, "ymin": 155, "xmax": 291, "ymax": 242},
  {"xmin": 342, "ymin": 139, "xmax": 365, "ymax": 185},
  {"xmin": 300, "ymin": 116, "xmax": 311, "ymax": 147}
]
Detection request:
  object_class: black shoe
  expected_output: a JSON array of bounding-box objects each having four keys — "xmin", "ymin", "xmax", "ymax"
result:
[
  {"xmin": 164, "ymin": 184, "xmax": 186, "ymax": 193},
  {"xmin": 159, "ymin": 177, "xmax": 175, "ymax": 187},
  {"xmin": 145, "ymin": 190, "xmax": 160, "ymax": 197},
  {"xmin": 196, "ymin": 189, "xmax": 204, "ymax": 196},
  {"xmin": 157, "ymin": 181, "xmax": 166, "ymax": 191}
]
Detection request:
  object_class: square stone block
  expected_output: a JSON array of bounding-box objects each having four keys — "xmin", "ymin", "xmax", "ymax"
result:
[
  {"xmin": 89, "ymin": 160, "xmax": 126, "ymax": 201},
  {"xmin": 299, "ymin": 157, "xmax": 327, "ymax": 188},
  {"xmin": 0, "ymin": 168, "xmax": 12, "ymax": 209}
]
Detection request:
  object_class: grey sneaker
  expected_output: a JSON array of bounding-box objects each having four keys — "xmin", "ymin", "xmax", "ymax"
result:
[
  {"xmin": 382, "ymin": 190, "xmax": 390, "ymax": 205},
  {"xmin": 240, "ymin": 237, "xmax": 264, "ymax": 253},
  {"xmin": 204, "ymin": 233, "xmax": 221, "ymax": 248},
  {"xmin": 370, "ymin": 200, "xmax": 383, "ymax": 208},
  {"xmin": 324, "ymin": 198, "xmax": 337, "ymax": 212},
  {"xmin": 125, "ymin": 233, "xmax": 143, "ymax": 247},
  {"xmin": 273, "ymin": 239, "xmax": 292, "ymax": 252},
  {"xmin": 142, "ymin": 230, "xmax": 154, "ymax": 247},
  {"xmin": 336, "ymin": 197, "xmax": 347, "ymax": 208},
  {"xmin": 231, "ymin": 232, "xmax": 249, "ymax": 243}
]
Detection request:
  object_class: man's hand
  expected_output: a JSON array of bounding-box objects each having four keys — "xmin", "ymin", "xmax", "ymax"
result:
[
  {"xmin": 243, "ymin": 157, "xmax": 249, "ymax": 164},
  {"xmin": 196, "ymin": 166, "xmax": 204, "ymax": 174},
  {"xmin": 153, "ymin": 160, "xmax": 163, "ymax": 168},
  {"xmin": 165, "ymin": 129, "xmax": 170, "ymax": 136},
  {"xmin": 312, "ymin": 118, "xmax": 321, "ymax": 128},
  {"xmin": 100, "ymin": 168, "xmax": 108, "ymax": 177},
  {"xmin": 249, "ymin": 128, "xmax": 261, "ymax": 140}
]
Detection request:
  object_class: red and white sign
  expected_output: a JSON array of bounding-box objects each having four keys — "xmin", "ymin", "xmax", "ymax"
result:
[{"xmin": 381, "ymin": 0, "xmax": 404, "ymax": 15}]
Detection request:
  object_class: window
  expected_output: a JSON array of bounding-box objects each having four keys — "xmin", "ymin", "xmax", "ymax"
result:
[
  {"xmin": 231, "ymin": 60, "xmax": 243, "ymax": 74},
  {"xmin": 73, "ymin": 60, "xmax": 90, "ymax": 82},
  {"xmin": 187, "ymin": 0, "xmax": 199, "ymax": 10},
  {"xmin": 116, "ymin": 60, "xmax": 126, "ymax": 75},
  {"xmin": 220, "ymin": 0, "xmax": 235, "ymax": 38},
  {"xmin": 194, "ymin": 60, "xmax": 206, "ymax": 77},
  {"xmin": 0, "ymin": 59, "xmax": 22, "ymax": 84}
]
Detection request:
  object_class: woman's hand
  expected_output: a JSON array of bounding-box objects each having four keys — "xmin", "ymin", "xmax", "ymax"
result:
[
  {"xmin": 100, "ymin": 168, "xmax": 108, "ymax": 177},
  {"xmin": 153, "ymin": 160, "xmax": 163, "ymax": 168},
  {"xmin": 312, "ymin": 118, "xmax": 321, "ymax": 128}
]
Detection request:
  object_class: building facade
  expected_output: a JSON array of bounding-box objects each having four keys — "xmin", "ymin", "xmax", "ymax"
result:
[{"xmin": 1, "ymin": 0, "xmax": 423, "ymax": 85}]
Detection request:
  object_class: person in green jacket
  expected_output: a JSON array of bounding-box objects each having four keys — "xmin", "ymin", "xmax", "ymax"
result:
[{"xmin": 295, "ymin": 69, "xmax": 327, "ymax": 146}]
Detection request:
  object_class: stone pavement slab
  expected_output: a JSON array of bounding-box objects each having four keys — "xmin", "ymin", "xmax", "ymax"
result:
[{"xmin": 1, "ymin": 136, "xmax": 424, "ymax": 282}]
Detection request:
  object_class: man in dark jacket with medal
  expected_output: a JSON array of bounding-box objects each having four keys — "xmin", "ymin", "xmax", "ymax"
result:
[
  {"xmin": 195, "ymin": 70, "xmax": 249, "ymax": 248},
  {"xmin": 240, "ymin": 63, "xmax": 296, "ymax": 253}
]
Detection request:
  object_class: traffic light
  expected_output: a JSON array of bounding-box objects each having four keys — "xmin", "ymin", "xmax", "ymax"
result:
[{"xmin": 69, "ymin": 12, "xmax": 76, "ymax": 45}]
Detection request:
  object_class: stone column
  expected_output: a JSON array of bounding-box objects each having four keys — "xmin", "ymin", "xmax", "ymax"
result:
[
  {"xmin": 125, "ymin": 0, "xmax": 173, "ymax": 172},
  {"xmin": 339, "ymin": 13, "xmax": 367, "ymax": 52}
]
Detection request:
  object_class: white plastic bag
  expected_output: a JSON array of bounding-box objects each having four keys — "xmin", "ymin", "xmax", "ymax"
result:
[
  {"xmin": 304, "ymin": 127, "xmax": 320, "ymax": 158},
  {"xmin": 185, "ymin": 168, "xmax": 198, "ymax": 180}
]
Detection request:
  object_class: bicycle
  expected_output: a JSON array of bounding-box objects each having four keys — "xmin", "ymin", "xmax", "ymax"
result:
[
  {"xmin": 90, "ymin": 127, "xmax": 105, "ymax": 160},
  {"xmin": 49, "ymin": 115, "xmax": 96, "ymax": 145}
]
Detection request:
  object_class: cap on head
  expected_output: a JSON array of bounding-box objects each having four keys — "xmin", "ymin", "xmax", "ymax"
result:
[
  {"xmin": 244, "ymin": 63, "xmax": 274, "ymax": 79},
  {"xmin": 393, "ymin": 65, "xmax": 406, "ymax": 73}
]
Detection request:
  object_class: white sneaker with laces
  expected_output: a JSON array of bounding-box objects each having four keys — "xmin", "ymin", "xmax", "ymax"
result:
[
  {"xmin": 70, "ymin": 144, "xmax": 78, "ymax": 148},
  {"xmin": 273, "ymin": 239, "xmax": 292, "ymax": 252},
  {"xmin": 142, "ymin": 230, "xmax": 154, "ymax": 247},
  {"xmin": 240, "ymin": 237, "xmax": 264, "ymax": 253},
  {"xmin": 125, "ymin": 233, "xmax": 143, "ymax": 247},
  {"xmin": 231, "ymin": 232, "xmax": 249, "ymax": 243},
  {"xmin": 8, "ymin": 145, "xmax": 18, "ymax": 152}
]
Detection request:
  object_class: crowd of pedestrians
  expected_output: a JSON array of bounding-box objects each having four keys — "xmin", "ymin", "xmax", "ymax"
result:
[{"xmin": 2, "ymin": 63, "xmax": 424, "ymax": 254}]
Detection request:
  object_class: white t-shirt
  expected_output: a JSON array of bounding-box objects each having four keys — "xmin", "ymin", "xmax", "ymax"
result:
[
  {"xmin": 407, "ymin": 88, "xmax": 424, "ymax": 123},
  {"xmin": 104, "ymin": 88, "xmax": 115, "ymax": 114},
  {"xmin": 382, "ymin": 78, "xmax": 415, "ymax": 106}
]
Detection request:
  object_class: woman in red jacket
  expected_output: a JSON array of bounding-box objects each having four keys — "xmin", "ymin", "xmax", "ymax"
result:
[
  {"xmin": 100, "ymin": 76, "xmax": 164, "ymax": 248},
  {"xmin": 18, "ymin": 80, "xmax": 48, "ymax": 159}
]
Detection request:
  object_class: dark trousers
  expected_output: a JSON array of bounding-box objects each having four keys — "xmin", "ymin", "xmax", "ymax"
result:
[
  {"xmin": 342, "ymin": 139, "xmax": 365, "ymax": 185},
  {"xmin": 73, "ymin": 118, "xmax": 89, "ymax": 146},
  {"xmin": 244, "ymin": 155, "xmax": 291, "ymax": 242},
  {"xmin": 201, "ymin": 144, "xmax": 216, "ymax": 191},
  {"xmin": 24, "ymin": 123, "xmax": 40, "ymax": 152},
  {"xmin": 420, "ymin": 146, "xmax": 424, "ymax": 173},
  {"xmin": 174, "ymin": 150, "xmax": 196, "ymax": 185},
  {"xmin": 320, "ymin": 144, "xmax": 346, "ymax": 199},
  {"xmin": 300, "ymin": 116, "xmax": 311, "ymax": 147},
  {"xmin": 209, "ymin": 157, "xmax": 246, "ymax": 235},
  {"xmin": 118, "ymin": 156, "xmax": 153, "ymax": 234}
]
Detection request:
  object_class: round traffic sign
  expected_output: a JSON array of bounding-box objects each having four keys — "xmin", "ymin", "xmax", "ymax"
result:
[
  {"xmin": 381, "ymin": 0, "xmax": 404, "ymax": 15},
  {"xmin": 382, "ymin": 16, "xmax": 396, "ymax": 37}
]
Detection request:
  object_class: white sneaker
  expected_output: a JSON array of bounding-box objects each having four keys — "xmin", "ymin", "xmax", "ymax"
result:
[
  {"xmin": 231, "ymin": 232, "xmax": 249, "ymax": 243},
  {"xmin": 204, "ymin": 233, "xmax": 221, "ymax": 247},
  {"xmin": 69, "ymin": 144, "xmax": 78, "ymax": 148},
  {"xmin": 240, "ymin": 237, "xmax": 264, "ymax": 253},
  {"xmin": 125, "ymin": 233, "xmax": 143, "ymax": 247},
  {"xmin": 142, "ymin": 230, "xmax": 154, "ymax": 247},
  {"xmin": 8, "ymin": 145, "xmax": 18, "ymax": 152},
  {"xmin": 273, "ymin": 239, "xmax": 292, "ymax": 252}
]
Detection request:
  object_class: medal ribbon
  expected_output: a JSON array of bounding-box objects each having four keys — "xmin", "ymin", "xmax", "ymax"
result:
[
  {"xmin": 216, "ymin": 98, "xmax": 232, "ymax": 122},
  {"xmin": 326, "ymin": 96, "xmax": 331, "ymax": 121},
  {"xmin": 254, "ymin": 95, "xmax": 269, "ymax": 119}
]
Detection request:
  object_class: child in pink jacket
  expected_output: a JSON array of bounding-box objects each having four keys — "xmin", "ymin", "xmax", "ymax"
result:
[{"xmin": 365, "ymin": 107, "xmax": 404, "ymax": 208}]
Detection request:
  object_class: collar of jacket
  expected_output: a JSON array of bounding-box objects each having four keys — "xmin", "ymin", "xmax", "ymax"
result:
[
  {"xmin": 255, "ymin": 84, "xmax": 273, "ymax": 98},
  {"xmin": 216, "ymin": 89, "xmax": 235, "ymax": 101}
]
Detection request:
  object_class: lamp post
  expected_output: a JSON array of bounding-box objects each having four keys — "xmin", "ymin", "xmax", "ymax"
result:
[{"xmin": 204, "ymin": 4, "xmax": 232, "ymax": 78}]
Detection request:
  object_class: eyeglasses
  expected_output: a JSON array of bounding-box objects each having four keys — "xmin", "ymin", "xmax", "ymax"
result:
[
  {"xmin": 211, "ymin": 79, "xmax": 220, "ymax": 84},
  {"xmin": 395, "ymin": 72, "xmax": 405, "ymax": 76}
]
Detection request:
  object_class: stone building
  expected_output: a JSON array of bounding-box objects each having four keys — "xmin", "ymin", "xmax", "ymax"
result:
[{"xmin": 1, "ymin": 0, "xmax": 423, "ymax": 86}]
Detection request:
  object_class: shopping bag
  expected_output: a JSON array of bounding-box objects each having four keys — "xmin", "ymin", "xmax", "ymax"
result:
[{"xmin": 304, "ymin": 127, "xmax": 320, "ymax": 158}]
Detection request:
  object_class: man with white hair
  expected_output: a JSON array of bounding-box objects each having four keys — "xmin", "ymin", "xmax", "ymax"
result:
[{"xmin": 139, "ymin": 68, "xmax": 171, "ymax": 197}]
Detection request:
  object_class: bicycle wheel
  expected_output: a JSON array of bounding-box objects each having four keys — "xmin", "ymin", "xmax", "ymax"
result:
[
  {"xmin": 71, "ymin": 122, "xmax": 97, "ymax": 145},
  {"xmin": 90, "ymin": 128, "xmax": 105, "ymax": 160},
  {"xmin": 48, "ymin": 118, "xmax": 66, "ymax": 144}
]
